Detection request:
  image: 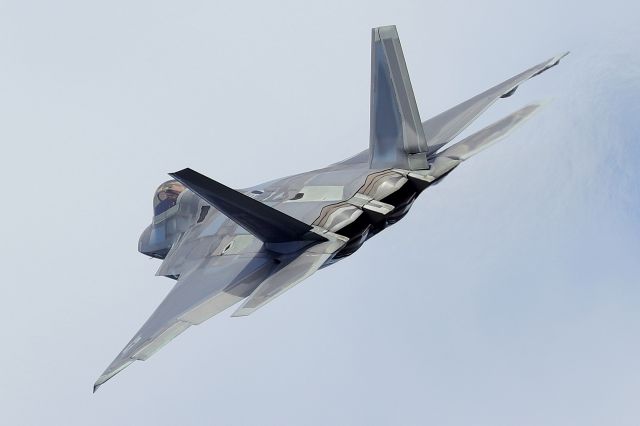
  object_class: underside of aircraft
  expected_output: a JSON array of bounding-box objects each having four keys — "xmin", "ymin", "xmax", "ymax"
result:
[{"xmin": 94, "ymin": 25, "xmax": 567, "ymax": 392}]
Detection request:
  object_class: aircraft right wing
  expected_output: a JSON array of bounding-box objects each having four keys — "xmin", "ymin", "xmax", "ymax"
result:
[
  {"xmin": 422, "ymin": 52, "xmax": 569, "ymax": 155},
  {"xmin": 333, "ymin": 51, "xmax": 568, "ymax": 169}
]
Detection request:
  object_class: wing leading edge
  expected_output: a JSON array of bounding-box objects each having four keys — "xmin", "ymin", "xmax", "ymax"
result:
[
  {"xmin": 368, "ymin": 25, "xmax": 568, "ymax": 169},
  {"xmin": 422, "ymin": 52, "xmax": 568, "ymax": 155},
  {"xmin": 93, "ymin": 253, "xmax": 276, "ymax": 392},
  {"xmin": 94, "ymin": 236, "xmax": 346, "ymax": 391}
]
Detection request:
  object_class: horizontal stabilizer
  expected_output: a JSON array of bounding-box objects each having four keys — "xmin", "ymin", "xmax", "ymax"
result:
[
  {"xmin": 437, "ymin": 102, "xmax": 545, "ymax": 161},
  {"xmin": 170, "ymin": 168, "xmax": 326, "ymax": 243},
  {"xmin": 423, "ymin": 52, "xmax": 568, "ymax": 155}
]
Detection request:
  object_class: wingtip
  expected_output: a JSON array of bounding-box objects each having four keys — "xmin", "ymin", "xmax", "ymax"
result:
[
  {"xmin": 532, "ymin": 52, "xmax": 569, "ymax": 78},
  {"xmin": 93, "ymin": 374, "xmax": 110, "ymax": 394},
  {"xmin": 93, "ymin": 374, "xmax": 110, "ymax": 393},
  {"xmin": 92, "ymin": 358, "xmax": 135, "ymax": 394},
  {"xmin": 550, "ymin": 51, "xmax": 570, "ymax": 66}
]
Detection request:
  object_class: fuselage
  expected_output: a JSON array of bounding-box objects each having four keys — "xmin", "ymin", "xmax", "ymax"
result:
[
  {"xmin": 138, "ymin": 155, "xmax": 440, "ymax": 276},
  {"xmin": 94, "ymin": 23, "xmax": 568, "ymax": 392}
]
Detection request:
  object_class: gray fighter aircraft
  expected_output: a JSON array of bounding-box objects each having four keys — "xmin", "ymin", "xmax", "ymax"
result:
[{"xmin": 94, "ymin": 25, "xmax": 567, "ymax": 391}]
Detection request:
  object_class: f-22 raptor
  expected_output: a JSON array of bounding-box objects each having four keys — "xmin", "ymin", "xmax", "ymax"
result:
[{"xmin": 94, "ymin": 25, "xmax": 567, "ymax": 391}]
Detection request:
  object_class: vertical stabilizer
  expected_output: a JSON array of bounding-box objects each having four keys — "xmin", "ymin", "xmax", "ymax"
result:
[{"xmin": 369, "ymin": 26, "xmax": 428, "ymax": 170}]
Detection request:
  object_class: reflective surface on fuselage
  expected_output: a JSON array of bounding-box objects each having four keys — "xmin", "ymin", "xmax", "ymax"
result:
[{"xmin": 138, "ymin": 158, "xmax": 433, "ymax": 275}]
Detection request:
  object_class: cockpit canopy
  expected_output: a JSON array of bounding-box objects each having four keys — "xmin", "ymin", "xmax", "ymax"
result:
[{"xmin": 153, "ymin": 180, "xmax": 186, "ymax": 215}]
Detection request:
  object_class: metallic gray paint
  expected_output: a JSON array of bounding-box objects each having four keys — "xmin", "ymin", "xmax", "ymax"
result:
[{"xmin": 94, "ymin": 25, "xmax": 566, "ymax": 391}]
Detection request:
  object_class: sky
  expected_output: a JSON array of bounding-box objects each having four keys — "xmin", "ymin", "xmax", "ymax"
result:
[{"xmin": 0, "ymin": 1, "xmax": 639, "ymax": 425}]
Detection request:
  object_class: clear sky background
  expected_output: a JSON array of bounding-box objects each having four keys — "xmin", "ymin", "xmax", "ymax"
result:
[{"xmin": 1, "ymin": 1, "xmax": 639, "ymax": 425}]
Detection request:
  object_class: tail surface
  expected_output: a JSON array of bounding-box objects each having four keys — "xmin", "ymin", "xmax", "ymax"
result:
[
  {"xmin": 369, "ymin": 26, "xmax": 430, "ymax": 170},
  {"xmin": 367, "ymin": 25, "xmax": 568, "ymax": 170},
  {"xmin": 421, "ymin": 52, "xmax": 569, "ymax": 155},
  {"xmin": 170, "ymin": 168, "xmax": 326, "ymax": 244}
]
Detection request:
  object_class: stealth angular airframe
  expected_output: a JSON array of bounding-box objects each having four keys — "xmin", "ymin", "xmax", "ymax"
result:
[{"xmin": 94, "ymin": 25, "xmax": 567, "ymax": 391}]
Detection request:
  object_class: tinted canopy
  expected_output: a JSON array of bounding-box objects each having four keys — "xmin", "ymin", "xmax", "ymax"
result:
[{"xmin": 153, "ymin": 180, "xmax": 185, "ymax": 215}]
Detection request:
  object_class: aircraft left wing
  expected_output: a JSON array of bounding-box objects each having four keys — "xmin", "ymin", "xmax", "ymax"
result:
[
  {"xmin": 93, "ymin": 253, "xmax": 276, "ymax": 392},
  {"xmin": 95, "ymin": 235, "xmax": 347, "ymax": 391}
]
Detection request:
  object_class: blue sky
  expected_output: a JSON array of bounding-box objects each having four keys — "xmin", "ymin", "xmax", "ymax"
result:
[{"xmin": 0, "ymin": 1, "xmax": 638, "ymax": 424}]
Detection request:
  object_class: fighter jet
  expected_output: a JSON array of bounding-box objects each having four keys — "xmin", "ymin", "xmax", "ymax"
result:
[{"xmin": 94, "ymin": 25, "xmax": 567, "ymax": 391}]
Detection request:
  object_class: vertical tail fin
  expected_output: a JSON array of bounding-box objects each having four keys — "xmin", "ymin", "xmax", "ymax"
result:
[{"xmin": 369, "ymin": 26, "xmax": 429, "ymax": 170}]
